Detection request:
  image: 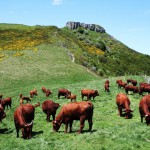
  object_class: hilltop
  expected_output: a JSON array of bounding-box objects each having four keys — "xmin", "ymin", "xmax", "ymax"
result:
[{"xmin": 0, "ymin": 22, "xmax": 150, "ymax": 77}]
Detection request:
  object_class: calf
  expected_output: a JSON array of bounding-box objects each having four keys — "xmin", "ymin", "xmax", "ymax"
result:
[
  {"xmin": 67, "ymin": 94, "xmax": 77, "ymax": 102},
  {"xmin": 58, "ymin": 88, "xmax": 71, "ymax": 99},
  {"xmin": 53, "ymin": 101, "xmax": 93, "ymax": 133},
  {"xmin": 1, "ymin": 97, "xmax": 12, "ymax": 109},
  {"xmin": 81, "ymin": 89, "xmax": 99, "ymax": 100},
  {"xmin": 42, "ymin": 87, "xmax": 52, "ymax": 97},
  {"xmin": 19, "ymin": 94, "xmax": 31, "ymax": 103},
  {"xmin": 42, "ymin": 100, "xmax": 60, "ymax": 122},
  {"xmin": 30, "ymin": 89, "xmax": 37, "ymax": 98},
  {"xmin": 117, "ymin": 81, "xmax": 127, "ymax": 89},
  {"xmin": 116, "ymin": 93, "xmax": 133, "ymax": 119},
  {"xmin": 139, "ymin": 94, "xmax": 150, "ymax": 125}
]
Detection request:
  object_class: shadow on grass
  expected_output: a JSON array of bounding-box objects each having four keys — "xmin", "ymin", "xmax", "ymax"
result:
[
  {"xmin": 57, "ymin": 129, "xmax": 97, "ymax": 134},
  {"xmin": 0, "ymin": 128, "xmax": 14, "ymax": 134},
  {"xmin": 32, "ymin": 130, "xmax": 43, "ymax": 137},
  {"xmin": 120, "ymin": 113, "xmax": 133, "ymax": 119}
]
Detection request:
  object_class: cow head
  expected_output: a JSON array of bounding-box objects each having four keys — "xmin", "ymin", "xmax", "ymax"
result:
[
  {"xmin": 52, "ymin": 120, "xmax": 61, "ymax": 132},
  {"xmin": 95, "ymin": 90, "xmax": 100, "ymax": 96},
  {"xmin": 145, "ymin": 115, "xmax": 150, "ymax": 125},
  {"xmin": 21, "ymin": 121, "xmax": 33, "ymax": 139},
  {"xmin": 124, "ymin": 109, "xmax": 133, "ymax": 119}
]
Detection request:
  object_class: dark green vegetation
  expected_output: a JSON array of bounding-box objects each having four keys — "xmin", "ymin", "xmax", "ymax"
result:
[
  {"xmin": 0, "ymin": 24, "xmax": 150, "ymax": 149},
  {"xmin": 0, "ymin": 23, "xmax": 150, "ymax": 76}
]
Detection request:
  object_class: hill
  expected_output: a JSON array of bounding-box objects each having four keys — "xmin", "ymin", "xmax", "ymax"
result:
[
  {"xmin": 0, "ymin": 23, "xmax": 150, "ymax": 150},
  {"xmin": 0, "ymin": 23, "xmax": 150, "ymax": 77}
]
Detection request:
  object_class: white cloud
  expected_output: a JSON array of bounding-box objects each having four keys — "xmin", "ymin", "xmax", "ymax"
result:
[{"xmin": 52, "ymin": 0, "xmax": 62, "ymax": 5}]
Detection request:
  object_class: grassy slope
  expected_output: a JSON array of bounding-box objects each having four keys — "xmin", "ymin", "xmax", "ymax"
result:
[{"xmin": 0, "ymin": 43, "xmax": 150, "ymax": 150}]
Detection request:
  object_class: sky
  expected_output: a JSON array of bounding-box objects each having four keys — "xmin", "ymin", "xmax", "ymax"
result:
[{"xmin": 0, "ymin": 0, "xmax": 150, "ymax": 55}]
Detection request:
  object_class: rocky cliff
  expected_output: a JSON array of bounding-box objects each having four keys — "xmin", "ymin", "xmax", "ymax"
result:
[{"xmin": 66, "ymin": 21, "xmax": 106, "ymax": 33}]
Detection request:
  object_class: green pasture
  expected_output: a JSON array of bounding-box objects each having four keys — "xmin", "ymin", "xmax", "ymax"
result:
[{"xmin": 0, "ymin": 44, "xmax": 149, "ymax": 150}]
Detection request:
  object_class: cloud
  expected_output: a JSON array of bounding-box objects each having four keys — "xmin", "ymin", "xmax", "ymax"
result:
[{"xmin": 52, "ymin": 0, "xmax": 62, "ymax": 5}]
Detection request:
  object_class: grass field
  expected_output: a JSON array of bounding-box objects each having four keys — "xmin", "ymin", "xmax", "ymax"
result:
[{"xmin": 0, "ymin": 44, "xmax": 150, "ymax": 150}]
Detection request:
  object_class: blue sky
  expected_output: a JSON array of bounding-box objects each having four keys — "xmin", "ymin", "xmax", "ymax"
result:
[{"xmin": 0, "ymin": 0, "xmax": 150, "ymax": 55}]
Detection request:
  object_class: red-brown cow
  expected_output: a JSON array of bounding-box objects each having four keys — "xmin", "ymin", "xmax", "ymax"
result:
[
  {"xmin": 104, "ymin": 83, "xmax": 110, "ymax": 92},
  {"xmin": 105, "ymin": 80, "xmax": 109, "ymax": 84},
  {"xmin": 14, "ymin": 103, "xmax": 40, "ymax": 139},
  {"xmin": 139, "ymin": 94, "xmax": 150, "ymax": 125},
  {"xmin": 1, "ymin": 97, "xmax": 12, "ymax": 110},
  {"xmin": 53, "ymin": 101, "xmax": 93, "ymax": 134},
  {"xmin": 30, "ymin": 89, "xmax": 37, "ymax": 98},
  {"xmin": 116, "ymin": 79, "xmax": 122, "ymax": 84},
  {"xmin": 0, "ymin": 104, "xmax": 6, "ymax": 122},
  {"xmin": 117, "ymin": 81, "xmax": 127, "ymax": 89},
  {"xmin": 42, "ymin": 87, "xmax": 52, "ymax": 97},
  {"xmin": 81, "ymin": 89, "xmax": 99, "ymax": 100},
  {"xmin": 19, "ymin": 94, "xmax": 31, "ymax": 103},
  {"xmin": 42, "ymin": 100, "xmax": 60, "ymax": 122},
  {"xmin": 139, "ymin": 84, "xmax": 150, "ymax": 95},
  {"xmin": 67, "ymin": 94, "xmax": 77, "ymax": 102},
  {"xmin": 58, "ymin": 89, "xmax": 71, "ymax": 99},
  {"xmin": 124, "ymin": 85, "xmax": 139, "ymax": 94},
  {"xmin": 127, "ymin": 79, "xmax": 137, "ymax": 86},
  {"xmin": 116, "ymin": 93, "xmax": 133, "ymax": 119}
]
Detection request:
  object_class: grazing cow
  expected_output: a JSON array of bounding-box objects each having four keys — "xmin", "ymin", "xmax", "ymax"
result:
[
  {"xmin": 42, "ymin": 100, "xmax": 60, "ymax": 122},
  {"xmin": 53, "ymin": 101, "xmax": 93, "ymax": 134},
  {"xmin": 116, "ymin": 93, "xmax": 133, "ymax": 119},
  {"xmin": 124, "ymin": 85, "xmax": 139, "ymax": 94},
  {"xmin": 139, "ymin": 84, "xmax": 150, "ymax": 95},
  {"xmin": 1, "ymin": 97, "xmax": 12, "ymax": 110},
  {"xmin": 81, "ymin": 89, "xmax": 99, "ymax": 100},
  {"xmin": 30, "ymin": 89, "xmax": 37, "ymax": 98},
  {"xmin": 127, "ymin": 79, "xmax": 137, "ymax": 86},
  {"xmin": 105, "ymin": 80, "xmax": 109, "ymax": 84},
  {"xmin": 139, "ymin": 94, "xmax": 150, "ymax": 125},
  {"xmin": 117, "ymin": 81, "xmax": 127, "ymax": 89},
  {"xmin": 14, "ymin": 103, "xmax": 40, "ymax": 139},
  {"xmin": 116, "ymin": 79, "xmax": 122, "ymax": 84},
  {"xmin": 19, "ymin": 94, "xmax": 31, "ymax": 103},
  {"xmin": 0, "ymin": 104, "xmax": 6, "ymax": 122},
  {"xmin": 67, "ymin": 94, "xmax": 77, "ymax": 102},
  {"xmin": 42, "ymin": 87, "xmax": 52, "ymax": 97},
  {"xmin": 58, "ymin": 89, "xmax": 71, "ymax": 99},
  {"xmin": 104, "ymin": 83, "xmax": 110, "ymax": 92}
]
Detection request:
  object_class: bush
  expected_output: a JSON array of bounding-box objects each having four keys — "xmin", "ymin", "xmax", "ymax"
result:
[{"xmin": 77, "ymin": 27, "xmax": 84, "ymax": 34}]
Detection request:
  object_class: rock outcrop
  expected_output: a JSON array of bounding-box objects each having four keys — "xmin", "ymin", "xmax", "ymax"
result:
[{"xmin": 66, "ymin": 21, "xmax": 105, "ymax": 33}]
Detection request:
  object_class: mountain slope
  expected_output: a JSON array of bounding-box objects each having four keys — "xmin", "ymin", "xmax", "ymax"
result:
[{"xmin": 0, "ymin": 23, "xmax": 150, "ymax": 77}]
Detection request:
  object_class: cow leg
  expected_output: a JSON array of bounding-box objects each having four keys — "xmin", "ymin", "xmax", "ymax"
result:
[
  {"xmin": 65, "ymin": 123, "xmax": 68, "ymax": 133},
  {"xmin": 15, "ymin": 127, "xmax": 19, "ymax": 138},
  {"xmin": 69, "ymin": 120, "xmax": 73, "ymax": 133},
  {"xmin": 47, "ymin": 112, "xmax": 50, "ymax": 122},
  {"xmin": 82, "ymin": 95, "xmax": 84, "ymax": 101},
  {"xmin": 118, "ymin": 107, "xmax": 122, "ymax": 116},
  {"xmin": 88, "ymin": 117, "xmax": 93, "ymax": 132},
  {"xmin": 52, "ymin": 114, "xmax": 55, "ymax": 121},
  {"xmin": 78, "ymin": 117, "xmax": 85, "ymax": 134}
]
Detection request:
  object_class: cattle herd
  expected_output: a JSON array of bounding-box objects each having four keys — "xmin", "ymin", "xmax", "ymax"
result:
[{"xmin": 0, "ymin": 79, "xmax": 150, "ymax": 140}]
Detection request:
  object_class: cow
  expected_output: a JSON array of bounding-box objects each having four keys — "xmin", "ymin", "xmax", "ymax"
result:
[
  {"xmin": 14, "ymin": 102, "xmax": 40, "ymax": 139},
  {"xmin": 127, "ymin": 79, "xmax": 137, "ymax": 86},
  {"xmin": 117, "ymin": 81, "xmax": 127, "ymax": 89},
  {"xmin": 139, "ymin": 94, "xmax": 150, "ymax": 125},
  {"xmin": 116, "ymin": 93, "xmax": 133, "ymax": 119},
  {"xmin": 104, "ymin": 83, "xmax": 110, "ymax": 92},
  {"xmin": 67, "ymin": 94, "xmax": 77, "ymax": 102},
  {"xmin": 42, "ymin": 100, "xmax": 60, "ymax": 122},
  {"xmin": 124, "ymin": 85, "xmax": 139, "ymax": 94},
  {"xmin": 58, "ymin": 88, "xmax": 71, "ymax": 99},
  {"xmin": 53, "ymin": 101, "xmax": 93, "ymax": 134},
  {"xmin": 42, "ymin": 87, "xmax": 52, "ymax": 97},
  {"xmin": 0, "ymin": 104, "xmax": 6, "ymax": 122},
  {"xmin": 30, "ymin": 89, "xmax": 37, "ymax": 98},
  {"xmin": 81, "ymin": 89, "xmax": 99, "ymax": 100},
  {"xmin": 1, "ymin": 97, "xmax": 12, "ymax": 110},
  {"xmin": 139, "ymin": 84, "xmax": 150, "ymax": 95},
  {"xmin": 105, "ymin": 80, "xmax": 109, "ymax": 84},
  {"xmin": 116, "ymin": 79, "xmax": 122, "ymax": 85},
  {"xmin": 19, "ymin": 94, "xmax": 31, "ymax": 103}
]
